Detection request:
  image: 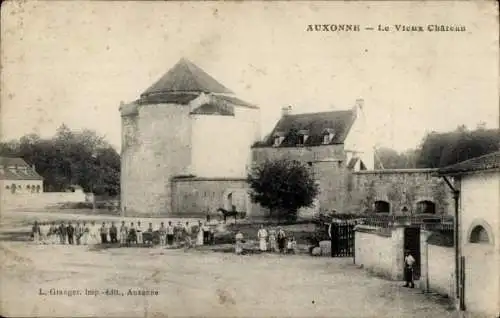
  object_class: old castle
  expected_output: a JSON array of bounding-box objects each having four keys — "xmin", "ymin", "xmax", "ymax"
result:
[{"xmin": 120, "ymin": 59, "xmax": 453, "ymax": 217}]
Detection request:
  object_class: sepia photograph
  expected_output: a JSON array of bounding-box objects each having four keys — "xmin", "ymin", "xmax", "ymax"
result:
[{"xmin": 0, "ymin": 1, "xmax": 499, "ymax": 317}]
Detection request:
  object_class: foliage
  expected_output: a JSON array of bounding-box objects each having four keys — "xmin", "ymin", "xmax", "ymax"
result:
[
  {"xmin": 375, "ymin": 147, "xmax": 418, "ymax": 169},
  {"xmin": 0, "ymin": 124, "xmax": 120, "ymax": 196},
  {"xmin": 247, "ymin": 159, "xmax": 319, "ymax": 221},
  {"xmin": 375, "ymin": 126, "xmax": 499, "ymax": 169}
]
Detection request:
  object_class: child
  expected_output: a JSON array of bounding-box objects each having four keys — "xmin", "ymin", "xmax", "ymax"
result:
[{"xmin": 287, "ymin": 236, "xmax": 297, "ymax": 254}]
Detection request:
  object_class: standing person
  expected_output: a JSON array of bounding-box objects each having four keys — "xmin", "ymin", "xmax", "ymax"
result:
[
  {"xmin": 202, "ymin": 222, "xmax": 210, "ymax": 245},
  {"xmin": 159, "ymin": 222, "xmax": 167, "ymax": 246},
  {"xmin": 32, "ymin": 221, "xmax": 41, "ymax": 244},
  {"xmin": 277, "ymin": 227, "xmax": 286, "ymax": 254},
  {"xmin": 136, "ymin": 221, "xmax": 143, "ymax": 245},
  {"xmin": 404, "ymin": 250, "xmax": 416, "ymax": 288},
  {"xmin": 100, "ymin": 222, "xmax": 108, "ymax": 244},
  {"xmin": 257, "ymin": 225, "xmax": 268, "ymax": 252},
  {"xmin": 196, "ymin": 221, "xmax": 204, "ymax": 246},
  {"xmin": 183, "ymin": 222, "xmax": 192, "ymax": 248},
  {"xmin": 129, "ymin": 222, "xmax": 137, "ymax": 244},
  {"xmin": 81, "ymin": 222, "xmax": 90, "ymax": 245},
  {"xmin": 58, "ymin": 222, "xmax": 67, "ymax": 244},
  {"xmin": 109, "ymin": 222, "xmax": 118, "ymax": 243},
  {"xmin": 40, "ymin": 222, "xmax": 50, "ymax": 244},
  {"xmin": 174, "ymin": 221, "xmax": 183, "ymax": 243},
  {"xmin": 287, "ymin": 236, "xmax": 297, "ymax": 254},
  {"xmin": 90, "ymin": 221, "xmax": 100, "ymax": 244},
  {"xmin": 166, "ymin": 221, "xmax": 174, "ymax": 246},
  {"xmin": 235, "ymin": 230, "xmax": 244, "ymax": 255},
  {"xmin": 67, "ymin": 222, "xmax": 75, "ymax": 245},
  {"xmin": 47, "ymin": 221, "xmax": 57, "ymax": 244},
  {"xmin": 119, "ymin": 221, "xmax": 128, "ymax": 244},
  {"xmin": 268, "ymin": 228, "xmax": 277, "ymax": 252},
  {"xmin": 75, "ymin": 222, "xmax": 83, "ymax": 245}
]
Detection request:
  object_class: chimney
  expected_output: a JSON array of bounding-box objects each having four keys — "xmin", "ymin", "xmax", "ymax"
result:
[
  {"xmin": 355, "ymin": 98, "xmax": 364, "ymax": 110},
  {"xmin": 281, "ymin": 105, "xmax": 292, "ymax": 116}
]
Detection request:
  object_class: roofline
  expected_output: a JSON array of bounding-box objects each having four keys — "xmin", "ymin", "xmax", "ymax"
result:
[
  {"xmin": 353, "ymin": 168, "xmax": 439, "ymax": 175},
  {"xmin": 437, "ymin": 167, "xmax": 500, "ymax": 177},
  {"xmin": 251, "ymin": 143, "xmax": 345, "ymax": 149}
]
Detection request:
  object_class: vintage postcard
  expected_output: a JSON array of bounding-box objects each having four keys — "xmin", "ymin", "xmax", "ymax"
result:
[{"xmin": 1, "ymin": 1, "xmax": 499, "ymax": 317}]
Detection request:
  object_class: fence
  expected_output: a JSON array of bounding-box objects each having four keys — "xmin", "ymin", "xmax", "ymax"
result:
[{"xmin": 358, "ymin": 214, "xmax": 454, "ymax": 231}]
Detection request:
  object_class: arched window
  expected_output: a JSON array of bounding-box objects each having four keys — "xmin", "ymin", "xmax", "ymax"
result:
[
  {"xmin": 416, "ymin": 200, "xmax": 436, "ymax": 214},
  {"xmin": 374, "ymin": 200, "xmax": 390, "ymax": 213},
  {"xmin": 36, "ymin": 185, "xmax": 41, "ymax": 193},
  {"xmin": 469, "ymin": 225, "xmax": 490, "ymax": 244}
]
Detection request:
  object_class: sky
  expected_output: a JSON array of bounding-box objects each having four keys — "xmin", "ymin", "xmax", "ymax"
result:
[{"xmin": 1, "ymin": 1, "xmax": 498, "ymax": 152}]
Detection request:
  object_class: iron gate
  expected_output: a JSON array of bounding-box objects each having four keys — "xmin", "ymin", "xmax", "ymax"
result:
[{"xmin": 330, "ymin": 223, "xmax": 355, "ymax": 257}]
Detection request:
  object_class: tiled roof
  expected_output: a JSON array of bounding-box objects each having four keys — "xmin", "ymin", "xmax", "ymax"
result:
[
  {"xmin": 253, "ymin": 109, "xmax": 356, "ymax": 148},
  {"xmin": 0, "ymin": 157, "xmax": 28, "ymax": 166},
  {"xmin": 0, "ymin": 157, "xmax": 43, "ymax": 181},
  {"xmin": 438, "ymin": 150, "xmax": 500, "ymax": 175},
  {"xmin": 141, "ymin": 58, "xmax": 233, "ymax": 96}
]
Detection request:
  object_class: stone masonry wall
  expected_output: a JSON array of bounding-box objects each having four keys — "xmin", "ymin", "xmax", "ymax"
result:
[
  {"xmin": 347, "ymin": 169, "xmax": 453, "ymax": 215},
  {"xmin": 121, "ymin": 103, "xmax": 192, "ymax": 216},
  {"xmin": 171, "ymin": 178, "xmax": 250, "ymax": 217}
]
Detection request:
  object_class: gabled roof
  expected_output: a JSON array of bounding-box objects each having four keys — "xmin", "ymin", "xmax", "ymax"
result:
[
  {"xmin": 438, "ymin": 150, "xmax": 500, "ymax": 175},
  {"xmin": 253, "ymin": 109, "xmax": 356, "ymax": 148},
  {"xmin": 141, "ymin": 58, "xmax": 233, "ymax": 96},
  {"xmin": 190, "ymin": 102, "xmax": 235, "ymax": 116},
  {"xmin": 0, "ymin": 157, "xmax": 43, "ymax": 181}
]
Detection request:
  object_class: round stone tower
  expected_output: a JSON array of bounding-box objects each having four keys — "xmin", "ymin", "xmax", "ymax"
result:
[{"xmin": 120, "ymin": 58, "xmax": 260, "ymax": 216}]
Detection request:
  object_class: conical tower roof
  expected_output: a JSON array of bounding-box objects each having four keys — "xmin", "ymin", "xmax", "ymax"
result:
[{"xmin": 141, "ymin": 58, "xmax": 234, "ymax": 96}]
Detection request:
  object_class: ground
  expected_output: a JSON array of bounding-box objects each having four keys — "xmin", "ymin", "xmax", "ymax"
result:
[{"xmin": 0, "ymin": 210, "xmax": 459, "ymax": 317}]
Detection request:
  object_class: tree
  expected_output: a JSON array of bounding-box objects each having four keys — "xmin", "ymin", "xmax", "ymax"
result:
[
  {"xmin": 416, "ymin": 126, "xmax": 500, "ymax": 168},
  {"xmin": 0, "ymin": 124, "xmax": 120, "ymax": 196},
  {"xmin": 247, "ymin": 159, "xmax": 319, "ymax": 222}
]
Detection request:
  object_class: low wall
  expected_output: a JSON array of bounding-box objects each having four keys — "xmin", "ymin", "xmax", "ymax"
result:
[
  {"xmin": 425, "ymin": 244, "xmax": 455, "ymax": 297},
  {"xmin": 170, "ymin": 178, "xmax": 250, "ymax": 217},
  {"xmin": 1, "ymin": 191, "xmax": 88, "ymax": 211},
  {"xmin": 355, "ymin": 226, "xmax": 398, "ymax": 279}
]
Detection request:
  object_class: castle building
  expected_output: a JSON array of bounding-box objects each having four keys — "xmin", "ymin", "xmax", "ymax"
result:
[
  {"xmin": 120, "ymin": 59, "xmax": 453, "ymax": 218},
  {"xmin": 120, "ymin": 58, "xmax": 260, "ymax": 215},
  {"xmin": 251, "ymin": 100, "xmax": 375, "ymax": 215}
]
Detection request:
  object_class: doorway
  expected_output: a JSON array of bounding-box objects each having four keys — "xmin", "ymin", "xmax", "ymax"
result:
[{"xmin": 404, "ymin": 227, "xmax": 421, "ymax": 279}]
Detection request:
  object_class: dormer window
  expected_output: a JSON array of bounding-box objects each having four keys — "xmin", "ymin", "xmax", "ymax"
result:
[
  {"xmin": 272, "ymin": 131, "xmax": 285, "ymax": 147},
  {"xmin": 322, "ymin": 128, "xmax": 335, "ymax": 145},
  {"xmin": 297, "ymin": 130, "xmax": 309, "ymax": 146}
]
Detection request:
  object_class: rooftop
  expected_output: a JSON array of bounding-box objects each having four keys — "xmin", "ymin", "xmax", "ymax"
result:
[{"xmin": 438, "ymin": 150, "xmax": 500, "ymax": 175}]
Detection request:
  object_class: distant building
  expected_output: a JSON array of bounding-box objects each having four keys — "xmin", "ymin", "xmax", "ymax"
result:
[
  {"xmin": 439, "ymin": 151, "xmax": 500, "ymax": 317},
  {"xmin": 120, "ymin": 58, "xmax": 260, "ymax": 215},
  {"xmin": 0, "ymin": 157, "xmax": 43, "ymax": 194}
]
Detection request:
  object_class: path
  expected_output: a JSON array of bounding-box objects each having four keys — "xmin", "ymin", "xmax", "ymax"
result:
[{"xmin": 0, "ymin": 241, "xmax": 456, "ymax": 317}]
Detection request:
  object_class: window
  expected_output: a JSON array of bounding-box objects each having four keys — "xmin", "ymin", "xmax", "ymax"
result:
[
  {"xmin": 297, "ymin": 130, "xmax": 309, "ymax": 146},
  {"xmin": 273, "ymin": 136, "xmax": 284, "ymax": 147},
  {"xmin": 374, "ymin": 200, "xmax": 390, "ymax": 213},
  {"xmin": 36, "ymin": 185, "xmax": 40, "ymax": 193},
  {"xmin": 469, "ymin": 225, "xmax": 490, "ymax": 244},
  {"xmin": 27, "ymin": 185, "xmax": 30, "ymax": 189},
  {"xmin": 5, "ymin": 185, "xmax": 9, "ymax": 189},
  {"xmin": 416, "ymin": 200, "xmax": 436, "ymax": 214}
]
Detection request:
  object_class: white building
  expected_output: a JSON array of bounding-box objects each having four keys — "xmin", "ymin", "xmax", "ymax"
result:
[
  {"xmin": 440, "ymin": 151, "xmax": 500, "ymax": 317},
  {"xmin": 0, "ymin": 157, "xmax": 43, "ymax": 194}
]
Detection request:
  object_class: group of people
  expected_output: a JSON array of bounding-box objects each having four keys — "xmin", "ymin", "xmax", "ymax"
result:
[
  {"xmin": 30, "ymin": 219, "xmax": 215, "ymax": 247},
  {"xmin": 234, "ymin": 225, "xmax": 297, "ymax": 255}
]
